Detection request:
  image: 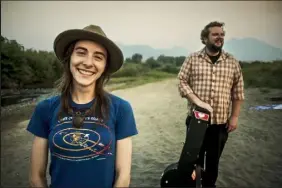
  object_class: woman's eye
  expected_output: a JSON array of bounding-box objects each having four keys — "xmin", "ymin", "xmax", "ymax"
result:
[
  {"xmin": 95, "ymin": 56, "xmax": 103, "ymax": 60},
  {"xmin": 77, "ymin": 51, "xmax": 85, "ymax": 55}
]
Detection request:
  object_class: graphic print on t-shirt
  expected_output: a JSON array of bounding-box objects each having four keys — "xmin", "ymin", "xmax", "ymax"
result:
[{"xmin": 50, "ymin": 116, "xmax": 113, "ymax": 162}]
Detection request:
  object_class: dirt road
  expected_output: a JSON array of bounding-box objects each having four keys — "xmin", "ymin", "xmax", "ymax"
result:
[{"xmin": 1, "ymin": 78, "xmax": 282, "ymax": 187}]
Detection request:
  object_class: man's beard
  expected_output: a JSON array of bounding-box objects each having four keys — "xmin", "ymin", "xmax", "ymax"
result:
[{"xmin": 206, "ymin": 41, "xmax": 223, "ymax": 53}]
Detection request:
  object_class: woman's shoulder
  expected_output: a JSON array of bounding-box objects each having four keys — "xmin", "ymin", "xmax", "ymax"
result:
[
  {"xmin": 108, "ymin": 94, "xmax": 134, "ymax": 117},
  {"xmin": 35, "ymin": 95, "xmax": 61, "ymax": 111},
  {"xmin": 108, "ymin": 93, "xmax": 132, "ymax": 108}
]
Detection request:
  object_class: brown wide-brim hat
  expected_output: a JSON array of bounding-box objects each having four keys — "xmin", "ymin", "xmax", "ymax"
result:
[{"xmin": 53, "ymin": 25, "xmax": 124, "ymax": 74}]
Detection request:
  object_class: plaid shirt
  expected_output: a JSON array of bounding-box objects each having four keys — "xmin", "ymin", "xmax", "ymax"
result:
[{"xmin": 178, "ymin": 48, "xmax": 244, "ymax": 124}]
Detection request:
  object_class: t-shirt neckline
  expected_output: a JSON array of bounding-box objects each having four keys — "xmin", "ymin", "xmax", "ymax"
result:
[{"xmin": 68, "ymin": 95, "xmax": 95, "ymax": 110}]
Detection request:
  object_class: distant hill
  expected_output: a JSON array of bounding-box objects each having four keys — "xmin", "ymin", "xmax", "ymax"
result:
[
  {"xmin": 117, "ymin": 43, "xmax": 189, "ymax": 60},
  {"xmin": 117, "ymin": 38, "xmax": 282, "ymax": 62},
  {"xmin": 223, "ymin": 37, "xmax": 282, "ymax": 62}
]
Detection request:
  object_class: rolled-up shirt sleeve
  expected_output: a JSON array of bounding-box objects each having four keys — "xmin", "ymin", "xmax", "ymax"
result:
[
  {"xmin": 231, "ymin": 60, "xmax": 245, "ymax": 101},
  {"xmin": 178, "ymin": 56, "xmax": 194, "ymax": 97}
]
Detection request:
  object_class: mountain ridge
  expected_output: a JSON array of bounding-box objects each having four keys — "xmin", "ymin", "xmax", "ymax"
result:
[{"xmin": 117, "ymin": 37, "xmax": 282, "ymax": 62}]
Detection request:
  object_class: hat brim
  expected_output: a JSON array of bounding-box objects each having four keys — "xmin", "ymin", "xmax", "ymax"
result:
[{"xmin": 53, "ymin": 29, "xmax": 124, "ymax": 74}]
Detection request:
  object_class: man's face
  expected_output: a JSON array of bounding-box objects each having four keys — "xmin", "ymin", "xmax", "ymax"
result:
[{"xmin": 205, "ymin": 26, "xmax": 225, "ymax": 52}]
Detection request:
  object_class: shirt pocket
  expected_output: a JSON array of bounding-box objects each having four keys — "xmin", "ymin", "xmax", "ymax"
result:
[
  {"xmin": 192, "ymin": 61, "xmax": 208, "ymax": 81},
  {"xmin": 218, "ymin": 62, "xmax": 234, "ymax": 87}
]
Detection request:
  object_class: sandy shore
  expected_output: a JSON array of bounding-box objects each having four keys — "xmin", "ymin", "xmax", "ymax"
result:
[{"xmin": 1, "ymin": 78, "xmax": 282, "ymax": 187}]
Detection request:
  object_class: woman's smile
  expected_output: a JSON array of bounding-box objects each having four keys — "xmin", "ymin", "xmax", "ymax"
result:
[{"xmin": 77, "ymin": 68, "xmax": 96, "ymax": 76}]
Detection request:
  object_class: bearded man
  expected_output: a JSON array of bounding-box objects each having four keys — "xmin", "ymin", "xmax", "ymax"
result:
[{"xmin": 178, "ymin": 21, "xmax": 245, "ymax": 187}]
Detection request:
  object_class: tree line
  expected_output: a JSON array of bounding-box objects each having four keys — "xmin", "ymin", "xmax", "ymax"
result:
[
  {"xmin": 1, "ymin": 36, "xmax": 186, "ymax": 89},
  {"xmin": 2, "ymin": 35, "xmax": 281, "ymax": 90},
  {"xmin": 1, "ymin": 36, "xmax": 63, "ymax": 89},
  {"xmin": 125, "ymin": 53, "xmax": 186, "ymax": 68}
]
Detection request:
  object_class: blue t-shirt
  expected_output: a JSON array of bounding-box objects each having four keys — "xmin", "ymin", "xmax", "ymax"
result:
[{"xmin": 26, "ymin": 94, "xmax": 138, "ymax": 188}]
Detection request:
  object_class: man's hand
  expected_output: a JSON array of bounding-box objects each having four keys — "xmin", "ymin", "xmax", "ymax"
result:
[
  {"xmin": 191, "ymin": 169, "xmax": 196, "ymax": 180},
  {"xmin": 185, "ymin": 93, "xmax": 213, "ymax": 113},
  {"xmin": 227, "ymin": 99, "xmax": 243, "ymax": 133},
  {"xmin": 196, "ymin": 100, "xmax": 213, "ymax": 113},
  {"xmin": 226, "ymin": 116, "xmax": 238, "ymax": 132}
]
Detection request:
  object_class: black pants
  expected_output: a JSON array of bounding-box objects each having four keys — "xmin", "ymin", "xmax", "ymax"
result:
[{"xmin": 186, "ymin": 116, "xmax": 229, "ymax": 188}]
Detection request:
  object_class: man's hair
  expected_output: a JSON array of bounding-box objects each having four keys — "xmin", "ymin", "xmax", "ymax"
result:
[{"xmin": 200, "ymin": 21, "xmax": 225, "ymax": 45}]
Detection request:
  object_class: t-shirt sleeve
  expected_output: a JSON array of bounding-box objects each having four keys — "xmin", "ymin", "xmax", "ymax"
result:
[
  {"xmin": 26, "ymin": 99, "xmax": 50, "ymax": 139},
  {"xmin": 115, "ymin": 100, "xmax": 138, "ymax": 140}
]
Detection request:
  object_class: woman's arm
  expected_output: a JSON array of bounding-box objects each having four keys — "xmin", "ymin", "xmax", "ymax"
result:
[
  {"xmin": 29, "ymin": 136, "xmax": 49, "ymax": 187},
  {"xmin": 114, "ymin": 137, "xmax": 133, "ymax": 187}
]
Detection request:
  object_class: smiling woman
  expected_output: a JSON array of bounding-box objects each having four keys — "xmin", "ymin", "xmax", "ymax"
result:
[{"xmin": 26, "ymin": 25, "xmax": 138, "ymax": 188}]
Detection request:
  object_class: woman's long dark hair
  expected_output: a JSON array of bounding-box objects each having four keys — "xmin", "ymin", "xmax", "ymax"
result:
[{"xmin": 55, "ymin": 42, "xmax": 111, "ymax": 122}]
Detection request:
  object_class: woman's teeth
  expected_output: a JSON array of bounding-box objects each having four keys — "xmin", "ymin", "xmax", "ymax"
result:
[{"xmin": 78, "ymin": 69, "xmax": 94, "ymax": 76}]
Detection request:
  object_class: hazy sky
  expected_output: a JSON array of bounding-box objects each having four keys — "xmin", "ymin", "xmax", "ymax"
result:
[{"xmin": 1, "ymin": 1, "xmax": 282, "ymax": 52}]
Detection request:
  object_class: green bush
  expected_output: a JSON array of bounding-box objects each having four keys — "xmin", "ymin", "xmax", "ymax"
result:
[
  {"xmin": 111, "ymin": 63, "xmax": 150, "ymax": 77},
  {"xmin": 160, "ymin": 64, "xmax": 180, "ymax": 74},
  {"xmin": 242, "ymin": 60, "xmax": 282, "ymax": 89}
]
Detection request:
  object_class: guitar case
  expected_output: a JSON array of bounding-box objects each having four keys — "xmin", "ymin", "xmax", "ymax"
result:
[{"xmin": 160, "ymin": 106, "xmax": 210, "ymax": 187}]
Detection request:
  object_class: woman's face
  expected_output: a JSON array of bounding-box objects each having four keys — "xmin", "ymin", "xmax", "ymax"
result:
[{"xmin": 69, "ymin": 40, "xmax": 107, "ymax": 88}]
